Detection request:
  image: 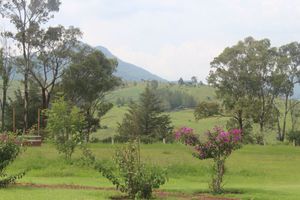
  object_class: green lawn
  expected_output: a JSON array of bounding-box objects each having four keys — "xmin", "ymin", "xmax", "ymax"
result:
[{"xmin": 2, "ymin": 143, "xmax": 300, "ymax": 199}]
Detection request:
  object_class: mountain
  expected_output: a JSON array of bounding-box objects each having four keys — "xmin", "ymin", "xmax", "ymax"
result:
[
  {"xmin": 293, "ymin": 84, "xmax": 300, "ymax": 99},
  {"xmin": 94, "ymin": 46, "xmax": 167, "ymax": 82}
]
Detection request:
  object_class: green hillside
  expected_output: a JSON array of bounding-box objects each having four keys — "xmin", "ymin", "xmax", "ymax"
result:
[{"xmin": 106, "ymin": 82, "xmax": 216, "ymax": 104}]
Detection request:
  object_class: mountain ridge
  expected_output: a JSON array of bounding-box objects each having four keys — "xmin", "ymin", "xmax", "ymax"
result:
[{"xmin": 94, "ymin": 46, "xmax": 167, "ymax": 82}]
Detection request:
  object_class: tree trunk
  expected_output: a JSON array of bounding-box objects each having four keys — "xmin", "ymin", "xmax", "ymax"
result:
[
  {"xmin": 237, "ymin": 111, "xmax": 243, "ymax": 132},
  {"xmin": 42, "ymin": 88, "xmax": 47, "ymax": 110},
  {"xmin": 1, "ymin": 85, "xmax": 7, "ymax": 131},
  {"xmin": 23, "ymin": 68, "xmax": 29, "ymax": 132},
  {"xmin": 211, "ymin": 157, "xmax": 225, "ymax": 194},
  {"xmin": 280, "ymin": 94, "xmax": 289, "ymax": 142},
  {"xmin": 86, "ymin": 110, "xmax": 90, "ymax": 142}
]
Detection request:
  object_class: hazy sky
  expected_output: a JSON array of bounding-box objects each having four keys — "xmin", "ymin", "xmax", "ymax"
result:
[{"xmin": 3, "ymin": 0, "xmax": 300, "ymax": 81}]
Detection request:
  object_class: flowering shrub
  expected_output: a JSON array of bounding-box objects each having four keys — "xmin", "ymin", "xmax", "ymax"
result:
[{"xmin": 175, "ymin": 126, "xmax": 242, "ymax": 193}]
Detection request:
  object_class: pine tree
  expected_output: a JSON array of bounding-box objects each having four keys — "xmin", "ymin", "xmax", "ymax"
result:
[{"xmin": 118, "ymin": 85, "xmax": 173, "ymax": 143}]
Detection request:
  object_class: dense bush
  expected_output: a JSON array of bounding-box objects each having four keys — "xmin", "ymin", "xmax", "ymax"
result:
[
  {"xmin": 0, "ymin": 134, "xmax": 25, "ymax": 188},
  {"xmin": 5, "ymin": 81, "xmax": 42, "ymax": 131},
  {"xmin": 46, "ymin": 97, "xmax": 85, "ymax": 160},
  {"xmin": 287, "ymin": 131, "xmax": 300, "ymax": 146},
  {"xmin": 175, "ymin": 126, "xmax": 242, "ymax": 193},
  {"xmin": 97, "ymin": 141, "xmax": 167, "ymax": 199}
]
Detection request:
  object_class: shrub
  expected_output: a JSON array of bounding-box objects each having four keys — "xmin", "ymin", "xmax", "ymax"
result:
[
  {"xmin": 0, "ymin": 134, "xmax": 25, "ymax": 188},
  {"xmin": 287, "ymin": 131, "xmax": 300, "ymax": 146},
  {"xmin": 97, "ymin": 140, "xmax": 167, "ymax": 199},
  {"xmin": 175, "ymin": 126, "xmax": 242, "ymax": 193}
]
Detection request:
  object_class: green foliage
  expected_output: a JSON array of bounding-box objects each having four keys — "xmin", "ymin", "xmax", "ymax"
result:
[
  {"xmin": 287, "ymin": 131, "xmax": 300, "ymax": 146},
  {"xmin": 118, "ymin": 85, "xmax": 174, "ymax": 143},
  {"xmin": 97, "ymin": 141, "xmax": 167, "ymax": 199},
  {"xmin": 208, "ymin": 37, "xmax": 285, "ymax": 142},
  {"xmin": 156, "ymin": 88, "xmax": 197, "ymax": 110},
  {"xmin": 0, "ymin": 134, "xmax": 25, "ymax": 188},
  {"xmin": 46, "ymin": 97, "xmax": 85, "ymax": 160},
  {"xmin": 62, "ymin": 49, "xmax": 120, "ymax": 140},
  {"xmin": 5, "ymin": 81, "xmax": 42, "ymax": 131},
  {"xmin": 178, "ymin": 77, "xmax": 184, "ymax": 85},
  {"xmin": 194, "ymin": 101, "xmax": 220, "ymax": 120}
]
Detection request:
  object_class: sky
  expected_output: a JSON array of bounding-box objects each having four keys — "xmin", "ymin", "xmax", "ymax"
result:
[{"xmin": 3, "ymin": 0, "xmax": 300, "ymax": 81}]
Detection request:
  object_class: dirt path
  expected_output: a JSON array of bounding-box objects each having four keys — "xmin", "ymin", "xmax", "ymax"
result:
[{"xmin": 15, "ymin": 183, "xmax": 239, "ymax": 200}]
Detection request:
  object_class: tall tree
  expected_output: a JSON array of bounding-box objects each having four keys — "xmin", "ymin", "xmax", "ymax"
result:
[
  {"xmin": 0, "ymin": 32, "xmax": 15, "ymax": 131},
  {"xmin": 62, "ymin": 49, "xmax": 120, "ymax": 141},
  {"xmin": 30, "ymin": 25, "xmax": 81, "ymax": 110},
  {"xmin": 244, "ymin": 38, "xmax": 278, "ymax": 134},
  {"xmin": 0, "ymin": 0, "xmax": 61, "ymax": 131},
  {"xmin": 208, "ymin": 37, "xmax": 253, "ymax": 136},
  {"xmin": 273, "ymin": 42, "xmax": 300, "ymax": 141},
  {"xmin": 209, "ymin": 37, "xmax": 279, "ymax": 143}
]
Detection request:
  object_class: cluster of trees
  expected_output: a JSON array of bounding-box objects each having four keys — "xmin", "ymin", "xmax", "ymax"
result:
[
  {"xmin": 178, "ymin": 76, "xmax": 204, "ymax": 87},
  {"xmin": 208, "ymin": 37, "xmax": 300, "ymax": 143},
  {"xmin": 0, "ymin": 1, "xmax": 120, "ymax": 138},
  {"xmin": 116, "ymin": 87, "xmax": 197, "ymax": 111},
  {"xmin": 156, "ymin": 88, "xmax": 197, "ymax": 110}
]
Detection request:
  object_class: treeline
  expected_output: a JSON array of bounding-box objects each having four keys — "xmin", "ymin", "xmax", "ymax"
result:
[{"xmin": 116, "ymin": 87, "xmax": 197, "ymax": 110}]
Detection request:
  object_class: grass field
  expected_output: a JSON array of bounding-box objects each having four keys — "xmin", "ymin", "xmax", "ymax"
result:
[{"xmin": 1, "ymin": 143, "xmax": 300, "ymax": 200}]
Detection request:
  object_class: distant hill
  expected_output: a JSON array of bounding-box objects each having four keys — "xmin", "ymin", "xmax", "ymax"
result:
[{"xmin": 95, "ymin": 46, "xmax": 167, "ymax": 82}]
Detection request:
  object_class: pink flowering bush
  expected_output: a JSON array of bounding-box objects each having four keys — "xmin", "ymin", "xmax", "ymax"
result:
[{"xmin": 174, "ymin": 126, "xmax": 242, "ymax": 193}]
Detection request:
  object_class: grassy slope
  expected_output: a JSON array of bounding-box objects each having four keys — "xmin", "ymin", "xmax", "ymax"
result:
[
  {"xmin": 106, "ymin": 82, "xmax": 216, "ymax": 104},
  {"xmin": 96, "ymin": 83, "xmax": 220, "ymax": 140},
  {"xmin": 97, "ymin": 83, "xmax": 292, "ymax": 144},
  {"xmin": 1, "ymin": 144, "xmax": 300, "ymax": 200}
]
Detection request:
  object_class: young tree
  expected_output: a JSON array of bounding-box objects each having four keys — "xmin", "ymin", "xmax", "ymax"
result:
[
  {"xmin": 178, "ymin": 77, "xmax": 184, "ymax": 86},
  {"xmin": 191, "ymin": 76, "xmax": 197, "ymax": 86},
  {"xmin": 46, "ymin": 97, "xmax": 85, "ymax": 160},
  {"xmin": 0, "ymin": 0, "xmax": 61, "ymax": 131},
  {"xmin": 118, "ymin": 85, "xmax": 173, "ymax": 143},
  {"xmin": 62, "ymin": 49, "xmax": 120, "ymax": 141},
  {"xmin": 0, "ymin": 135, "xmax": 25, "ymax": 187}
]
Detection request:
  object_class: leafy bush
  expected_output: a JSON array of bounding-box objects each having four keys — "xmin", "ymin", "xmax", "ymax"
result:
[
  {"xmin": 175, "ymin": 126, "xmax": 242, "ymax": 193},
  {"xmin": 287, "ymin": 131, "xmax": 300, "ymax": 146},
  {"xmin": 46, "ymin": 97, "xmax": 85, "ymax": 160},
  {"xmin": 97, "ymin": 141, "xmax": 167, "ymax": 199},
  {"xmin": 0, "ymin": 134, "xmax": 25, "ymax": 188}
]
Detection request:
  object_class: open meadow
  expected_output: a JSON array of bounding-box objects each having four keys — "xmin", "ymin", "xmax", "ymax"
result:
[{"xmin": 1, "ymin": 143, "xmax": 300, "ymax": 200}]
